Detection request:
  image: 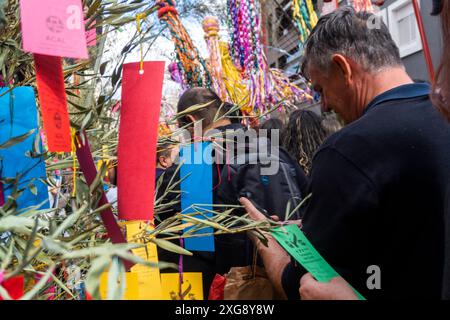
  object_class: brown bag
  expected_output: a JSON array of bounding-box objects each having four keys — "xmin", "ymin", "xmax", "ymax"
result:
[{"xmin": 223, "ymin": 250, "xmax": 275, "ymax": 300}]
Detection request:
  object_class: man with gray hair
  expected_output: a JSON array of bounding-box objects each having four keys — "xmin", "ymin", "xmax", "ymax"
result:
[{"xmin": 241, "ymin": 7, "xmax": 450, "ymax": 299}]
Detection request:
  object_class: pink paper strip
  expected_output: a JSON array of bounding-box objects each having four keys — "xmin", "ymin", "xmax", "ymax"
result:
[{"xmin": 19, "ymin": 0, "xmax": 88, "ymax": 59}]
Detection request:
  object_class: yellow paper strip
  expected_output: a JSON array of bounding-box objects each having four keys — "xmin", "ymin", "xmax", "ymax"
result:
[
  {"xmin": 99, "ymin": 272, "xmax": 139, "ymax": 300},
  {"xmin": 160, "ymin": 272, "xmax": 203, "ymax": 300},
  {"xmin": 126, "ymin": 221, "xmax": 163, "ymax": 300}
]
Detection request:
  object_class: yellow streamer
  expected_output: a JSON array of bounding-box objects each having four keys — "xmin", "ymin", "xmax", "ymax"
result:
[{"xmin": 136, "ymin": 13, "xmax": 147, "ymax": 74}]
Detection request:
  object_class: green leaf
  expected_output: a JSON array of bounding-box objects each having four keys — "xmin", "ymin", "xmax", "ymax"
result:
[
  {"xmin": 0, "ymin": 129, "xmax": 35, "ymax": 149},
  {"xmin": 149, "ymin": 238, "xmax": 193, "ymax": 256}
]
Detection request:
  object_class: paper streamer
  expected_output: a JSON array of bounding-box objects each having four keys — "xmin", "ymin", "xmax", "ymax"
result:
[
  {"xmin": 0, "ymin": 87, "xmax": 49, "ymax": 210},
  {"xmin": 75, "ymin": 131, "xmax": 133, "ymax": 271},
  {"xmin": 126, "ymin": 221, "xmax": 163, "ymax": 299},
  {"xmin": 271, "ymin": 224, "xmax": 366, "ymax": 300},
  {"xmin": 34, "ymin": 54, "xmax": 71, "ymax": 152},
  {"xmin": 0, "ymin": 275, "xmax": 24, "ymax": 300},
  {"xmin": 180, "ymin": 142, "xmax": 215, "ymax": 252},
  {"xmin": 19, "ymin": 0, "xmax": 88, "ymax": 59},
  {"xmin": 117, "ymin": 61, "xmax": 165, "ymax": 221}
]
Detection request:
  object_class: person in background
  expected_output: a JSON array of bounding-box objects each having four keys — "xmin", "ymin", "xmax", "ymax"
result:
[
  {"xmin": 155, "ymin": 142, "xmax": 178, "ymax": 181},
  {"xmin": 105, "ymin": 161, "xmax": 118, "ymax": 210},
  {"xmin": 429, "ymin": 0, "xmax": 450, "ymax": 300},
  {"xmin": 258, "ymin": 118, "xmax": 284, "ymax": 141},
  {"xmin": 432, "ymin": 0, "xmax": 449, "ymax": 122},
  {"xmin": 282, "ymin": 109, "xmax": 328, "ymax": 175},
  {"xmin": 321, "ymin": 114, "xmax": 343, "ymax": 136}
]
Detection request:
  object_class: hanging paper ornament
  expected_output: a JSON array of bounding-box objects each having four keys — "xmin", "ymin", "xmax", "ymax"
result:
[
  {"xmin": 292, "ymin": 0, "xmax": 318, "ymax": 44},
  {"xmin": 351, "ymin": 0, "xmax": 375, "ymax": 12},
  {"xmin": 201, "ymin": 16, "xmax": 251, "ymax": 112},
  {"xmin": 202, "ymin": 16, "xmax": 228, "ymax": 101},
  {"xmin": 157, "ymin": 0, "xmax": 211, "ymax": 88},
  {"xmin": 219, "ymin": 41, "xmax": 251, "ymax": 112},
  {"xmin": 226, "ymin": 0, "xmax": 312, "ymax": 114}
]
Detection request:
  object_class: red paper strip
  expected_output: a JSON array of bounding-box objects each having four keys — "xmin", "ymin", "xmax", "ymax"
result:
[
  {"xmin": 0, "ymin": 276, "xmax": 24, "ymax": 300},
  {"xmin": 75, "ymin": 131, "xmax": 133, "ymax": 270},
  {"xmin": 34, "ymin": 54, "xmax": 72, "ymax": 152},
  {"xmin": 118, "ymin": 61, "xmax": 165, "ymax": 221}
]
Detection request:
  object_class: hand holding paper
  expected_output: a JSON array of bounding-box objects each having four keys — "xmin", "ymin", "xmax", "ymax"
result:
[{"xmin": 299, "ymin": 273, "xmax": 358, "ymax": 300}]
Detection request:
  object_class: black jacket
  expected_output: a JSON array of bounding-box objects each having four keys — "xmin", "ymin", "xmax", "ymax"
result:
[{"xmin": 282, "ymin": 83, "xmax": 450, "ymax": 300}]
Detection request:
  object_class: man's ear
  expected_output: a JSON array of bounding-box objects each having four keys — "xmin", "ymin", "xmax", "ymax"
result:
[
  {"xmin": 186, "ymin": 114, "xmax": 196, "ymax": 123},
  {"xmin": 158, "ymin": 155, "xmax": 168, "ymax": 168},
  {"xmin": 331, "ymin": 54, "xmax": 353, "ymax": 85}
]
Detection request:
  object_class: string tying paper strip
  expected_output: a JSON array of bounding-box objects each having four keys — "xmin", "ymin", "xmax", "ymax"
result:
[{"xmin": 117, "ymin": 61, "xmax": 165, "ymax": 221}]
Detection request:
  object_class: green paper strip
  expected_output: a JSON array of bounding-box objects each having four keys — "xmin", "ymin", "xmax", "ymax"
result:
[{"xmin": 271, "ymin": 224, "xmax": 366, "ymax": 300}]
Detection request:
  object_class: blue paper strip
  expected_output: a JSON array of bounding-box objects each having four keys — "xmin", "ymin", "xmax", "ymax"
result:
[
  {"xmin": 180, "ymin": 142, "xmax": 215, "ymax": 252},
  {"xmin": 0, "ymin": 87, "xmax": 49, "ymax": 210}
]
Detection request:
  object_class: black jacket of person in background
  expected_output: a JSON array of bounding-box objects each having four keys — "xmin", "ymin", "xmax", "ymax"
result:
[{"xmin": 156, "ymin": 122, "xmax": 308, "ymax": 298}]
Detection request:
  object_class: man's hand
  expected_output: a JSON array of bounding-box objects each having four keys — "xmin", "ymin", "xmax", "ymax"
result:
[
  {"xmin": 239, "ymin": 197, "xmax": 302, "ymax": 227},
  {"xmin": 299, "ymin": 273, "xmax": 359, "ymax": 300},
  {"xmin": 239, "ymin": 197, "xmax": 290, "ymax": 299}
]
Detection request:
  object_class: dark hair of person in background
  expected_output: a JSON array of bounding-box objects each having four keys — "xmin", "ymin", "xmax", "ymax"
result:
[
  {"xmin": 177, "ymin": 87, "xmax": 226, "ymax": 127},
  {"xmin": 222, "ymin": 102, "xmax": 242, "ymax": 124},
  {"xmin": 321, "ymin": 116, "xmax": 342, "ymax": 136},
  {"xmin": 282, "ymin": 110, "xmax": 328, "ymax": 175},
  {"xmin": 156, "ymin": 142, "xmax": 173, "ymax": 163},
  {"xmin": 258, "ymin": 118, "xmax": 284, "ymax": 141},
  {"xmin": 432, "ymin": 0, "xmax": 450, "ymax": 121}
]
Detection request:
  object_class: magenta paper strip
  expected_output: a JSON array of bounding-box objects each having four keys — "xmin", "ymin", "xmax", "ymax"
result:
[{"xmin": 75, "ymin": 131, "xmax": 133, "ymax": 270}]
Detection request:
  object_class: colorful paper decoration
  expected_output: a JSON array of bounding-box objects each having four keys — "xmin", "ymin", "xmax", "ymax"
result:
[
  {"xmin": 34, "ymin": 54, "xmax": 72, "ymax": 152},
  {"xmin": 160, "ymin": 272, "xmax": 204, "ymax": 300},
  {"xmin": 351, "ymin": 0, "xmax": 375, "ymax": 12},
  {"xmin": 117, "ymin": 61, "xmax": 165, "ymax": 221},
  {"xmin": 202, "ymin": 16, "xmax": 227, "ymax": 101},
  {"xmin": 180, "ymin": 142, "xmax": 215, "ymax": 252},
  {"xmin": 157, "ymin": 0, "xmax": 211, "ymax": 88},
  {"xmin": 226, "ymin": 0, "xmax": 311, "ymax": 114},
  {"xmin": 126, "ymin": 221, "xmax": 163, "ymax": 300},
  {"xmin": 75, "ymin": 131, "xmax": 133, "ymax": 270},
  {"xmin": 0, "ymin": 87, "xmax": 49, "ymax": 210},
  {"xmin": 271, "ymin": 224, "xmax": 365, "ymax": 300},
  {"xmin": 292, "ymin": 0, "xmax": 318, "ymax": 44},
  {"xmin": 0, "ymin": 275, "xmax": 24, "ymax": 300},
  {"xmin": 19, "ymin": 0, "xmax": 88, "ymax": 59}
]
